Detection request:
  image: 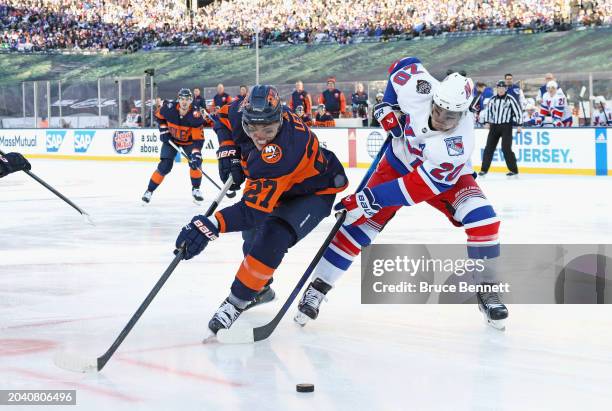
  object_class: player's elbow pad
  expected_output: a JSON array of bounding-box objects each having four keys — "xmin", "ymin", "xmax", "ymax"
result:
[{"xmin": 374, "ymin": 102, "xmax": 403, "ymax": 138}]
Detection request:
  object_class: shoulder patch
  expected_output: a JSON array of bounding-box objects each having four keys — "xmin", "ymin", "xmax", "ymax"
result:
[
  {"xmin": 261, "ymin": 143, "xmax": 283, "ymax": 164},
  {"xmin": 444, "ymin": 136, "xmax": 464, "ymax": 156},
  {"xmin": 416, "ymin": 80, "xmax": 431, "ymax": 94}
]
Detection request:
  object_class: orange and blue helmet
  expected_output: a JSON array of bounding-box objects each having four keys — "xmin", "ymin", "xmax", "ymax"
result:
[{"xmin": 242, "ymin": 85, "xmax": 282, "ymax": 125}]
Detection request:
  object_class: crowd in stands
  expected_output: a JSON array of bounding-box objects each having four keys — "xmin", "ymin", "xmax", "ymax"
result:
[{"xmin": 1, "ymin": 0, "xmax": 610, "ymax": 52}]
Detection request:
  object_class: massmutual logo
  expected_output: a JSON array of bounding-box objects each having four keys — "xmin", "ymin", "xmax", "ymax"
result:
[
  {"xmin": 0, "ymin": 133, "xmax": 37, "ymax": 148},
  {"xmin": 74, "ymin": 130, "xmax": 95, "ymax": 153},
  {"xmin": 46, "ymin": 130, "xmax": 67, "ymax": 153}
]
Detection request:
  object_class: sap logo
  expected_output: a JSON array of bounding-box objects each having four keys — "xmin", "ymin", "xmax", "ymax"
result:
[
  {"xmin": 46, "ymin": 130, "xmax": 67, "ymax": 152},
  {"xmin": 74, "ymin": 131, "xmax": 95, "ymax": 153}
]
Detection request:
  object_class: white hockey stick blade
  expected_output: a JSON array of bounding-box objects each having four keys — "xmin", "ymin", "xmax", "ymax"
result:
[
  {"xmin": 82, "ymin": 212, "xmax": 95, "ymax": 226},
  {"xmin": 216, "ymin": 327, "xmax": 255, "ymax": 344},
  {"xmin": 53, "ymin": 351, "xmax": 99, "ymax": 373}
]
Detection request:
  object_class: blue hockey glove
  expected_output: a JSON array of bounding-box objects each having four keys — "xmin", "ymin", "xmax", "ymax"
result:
[
  {"xmin": 216, "ymin": 143, "xmax": 244, "ymax": 191},
  {"xmin": 159, "ymin": 126, "xmax": 171, "ymax": 143},
  {"xmin": 175, "ymin": 215, "xmax": 219, "ymax": 260},
  {"xmin": 188, "ymin": 151, "xmax": 203, "ymax": 170}
]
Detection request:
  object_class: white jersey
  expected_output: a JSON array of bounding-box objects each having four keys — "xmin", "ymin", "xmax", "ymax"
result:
[
  {"xmin": 591, "ymin": 107, "xmax": 612, "ymax": 127},
  {"xmin": 386, "ymin": 59, "xmax": 475, "ymax": 188},
  {"xmin": 540, "ymin": 89, "xmax": 571, "ymax": 123}
]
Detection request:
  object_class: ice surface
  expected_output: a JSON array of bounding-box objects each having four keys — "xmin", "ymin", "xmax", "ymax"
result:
[{"xmin": 1, "ymin": 160, "xmax": 611, "ymax": 410}]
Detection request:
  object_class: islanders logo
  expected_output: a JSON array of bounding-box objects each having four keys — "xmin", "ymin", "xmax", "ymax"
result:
[{"xmin": 261, "ymin": 143, "xmax": 282, "ymax": 164}]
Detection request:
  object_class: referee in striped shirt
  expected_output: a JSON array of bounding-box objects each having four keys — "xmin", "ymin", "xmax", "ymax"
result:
[{"xmin": 479, "ymin": 80, "xmax": 522, "ymax": 177}]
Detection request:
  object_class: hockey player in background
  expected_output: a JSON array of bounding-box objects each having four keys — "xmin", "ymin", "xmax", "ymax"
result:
[
  {"xmin": 0, "ymin": 152, "xmax": 30, "ymax": 178},
  {"xmin": 295, "ymin": 105, "xmax": 313, "ymax": 127},
  {"xmin": 314, "ymin": 104, "xmax": 336, "ymax": 127},
  {"xmin": 142, "ymin": 88, "xmax": 206, "ymax": 204},
  {"xmin": 295, "ymin": 57, "xmax": 509, "ymax": 330},
  {"xmin": 523, "ymin": 98, "xmax": 542, "ymax": 127},
  {"xmin": 174, "ymin": 86, "xmax": 348, "ymax": 335},
  {"xmin": 591, "ymin": 96, "xmax": 612, "ymax": 126},
  {"xmin": 539, "ymin": 81, "xmax": 572, "ymax": 127}
]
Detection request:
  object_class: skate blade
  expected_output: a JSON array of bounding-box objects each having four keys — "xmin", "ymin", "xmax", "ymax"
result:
[
  {"xmin": 202, "ymin": 333, "xmax": 218, "ymax": 344},
  {"xmin": 478, "ymin": 306, "xmax": 506, "ymax": 331},
  {"xmin": 485, "ymin": 317, "xmax": 506, "ymax": 331},
  {"xmin": 293, "ymin": 312, "xmax": 310, "ymax": 327},
  {"xmin": 193, "ymin": 199, "xmax": 203, "ymax": 206}
]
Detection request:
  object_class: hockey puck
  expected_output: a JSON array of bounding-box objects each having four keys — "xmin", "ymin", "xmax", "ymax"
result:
[{"xmin": 296, "ymin": 383, "xmax": 314, "ymax": 393}]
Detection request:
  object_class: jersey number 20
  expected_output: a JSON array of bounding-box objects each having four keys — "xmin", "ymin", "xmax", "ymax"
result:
[{"xmin": 430, "ymin": 163, "xmax": 464, "ymax": 182}]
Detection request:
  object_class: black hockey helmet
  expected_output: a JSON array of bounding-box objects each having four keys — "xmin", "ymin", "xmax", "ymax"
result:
[
  {"xmin": 177, "ymin": 88, "xmax": 193, "ymax": 100},
  {"xmin": 242, "ymin": 85, "xmax": 282, "ymax": 125}
]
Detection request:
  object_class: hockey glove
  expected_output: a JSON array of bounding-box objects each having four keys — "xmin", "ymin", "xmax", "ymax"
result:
[
  {"xmin": 334, "ymin": 187, "xmax": 381, "ymax": 226},
  {"xmin": 0, "ymin": 152, "xmax": 31, "ymax": 178},
  {"xmin": 373, "ymin": 102, "xmax": 403, "ymax": 139},
  {"xmin": 175, "ymin": 215, "xmax": 219, "ymax": 260},
  {"xmin": 188, "ymin": 151, "xmax": 203, "ymax": 170},
  {"xmin": 159, "ymin": 126, "xmax": 171, "ymax": 143},
  {"xmin": 217, "ymin": 144, "xmax": 244, "ymax": 191}
]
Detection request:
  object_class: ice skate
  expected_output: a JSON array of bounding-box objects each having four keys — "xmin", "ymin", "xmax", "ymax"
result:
[
  {"xmin": 141, "ymin": 190, "xmax": 152, "ymax": 204},
  {"xmin": 476, "ymin": 284, "xmax": 508, "ymax": 330},
  {"xmin": 244, "ymin": 281, "xmax": 276, "ymax": 311},
  {"xmin": 192, "ymin": 187, "xmax": 204, "ymax": 203},
  {"xmin": 506, "ymin": 171, "xmax": 519, "ymax": 179},
  {"xmin": 208, "ymin": 298, "xmax": 244, "ymax": 335},
  {"xmin": 294, "ymin": 278, "xmax": 332, "ymax": 326}
]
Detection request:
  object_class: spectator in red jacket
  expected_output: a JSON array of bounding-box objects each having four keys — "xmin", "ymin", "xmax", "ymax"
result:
[{"xmin": 318, "ymin": 78, "xmax": 346, "ymax": 119}]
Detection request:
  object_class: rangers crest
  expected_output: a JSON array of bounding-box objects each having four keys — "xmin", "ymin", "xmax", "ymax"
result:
[{"xmin": 444, "ymin": 136, "xmax": 464, "ymax": 156}]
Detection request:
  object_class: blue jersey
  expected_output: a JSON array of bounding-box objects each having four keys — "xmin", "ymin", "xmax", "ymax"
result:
[
  {"xmin": 155, "ymin": 100, "xmax": 205, "ymax": 148},
  {"xmin": 213, "ymin": 102, "xmax": 348, "ymax": 233}
]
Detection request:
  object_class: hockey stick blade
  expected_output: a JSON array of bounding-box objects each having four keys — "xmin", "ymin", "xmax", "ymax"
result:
[
  {"xmin": 53, "ymin": 180, "xmax": 233, "ymax": 372},
  {"xmin": 53, "ymin": 351, "xmax": 99, "ymax": 373},
  {"xmin": 217, "ymin": 211, "xmax": 347, "ymax": 344}
]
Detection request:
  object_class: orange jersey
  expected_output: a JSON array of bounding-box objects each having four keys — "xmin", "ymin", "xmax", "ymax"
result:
[
  {"xmin": 213, "ymin": 105, "xmax": 348, "ymax": 233},
  {"xmin": 155, "ymin": 101, "xmax": 205, "ymax": 145}
]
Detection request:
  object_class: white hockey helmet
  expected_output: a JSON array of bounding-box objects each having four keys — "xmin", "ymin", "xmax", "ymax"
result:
[
  {"xmin": 433, "ymin": 73, "xmax": 474, "ymax": 112},
  {"xmin": 546, "ymin": 80, "xmax": 558, "ymax": 90}
]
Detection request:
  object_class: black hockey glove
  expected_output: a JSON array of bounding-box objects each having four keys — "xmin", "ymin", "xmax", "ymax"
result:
[
  {"xmin": 216, "ymin": 143, "xmax": 244, "ymax": 191},
  {"xmin": 0, "ymin": 152, "xmax": 31, "ymax": 178}
]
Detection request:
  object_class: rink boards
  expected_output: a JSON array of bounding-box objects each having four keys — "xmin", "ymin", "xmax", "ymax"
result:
[{"xmin": 0, "ymin": 127, "xmax": 609, "ymax": 176}]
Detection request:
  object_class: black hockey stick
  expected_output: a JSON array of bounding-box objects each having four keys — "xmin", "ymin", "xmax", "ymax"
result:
[
  {"xmin": 217, "ymin": 211, "xmax": 346, "ymax": 344},
  {"xmin": 216, "ymin": 134, "xmax": 389, "ymax": 343},
  {"xmin": 0, "ymin": 149, "xmax": 93, "ymax": 224},
  {"xmin": 168, "ymin": 140, "xmax": 237, "ymax": 198},
  {"xmin": 54, "ymin": 177, "xmax": 234, "ymax": 373}
]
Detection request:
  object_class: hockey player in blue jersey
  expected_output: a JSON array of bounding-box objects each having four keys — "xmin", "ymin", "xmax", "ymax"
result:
[
  {"xmin": 174, "ymin": 85, "xmax": 348, "ymax": 335},
  {"xmin": 142, "ymin": 88, "xmax": 206, "ymax": 204}
]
